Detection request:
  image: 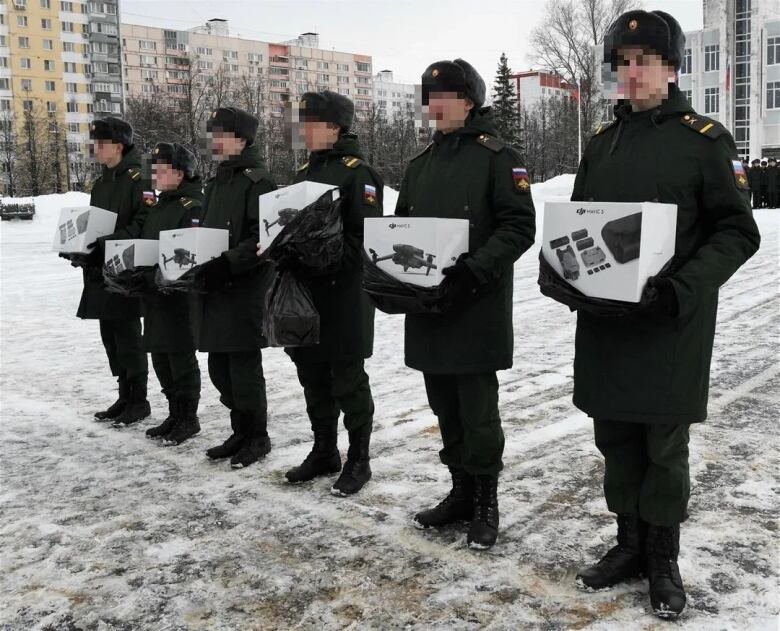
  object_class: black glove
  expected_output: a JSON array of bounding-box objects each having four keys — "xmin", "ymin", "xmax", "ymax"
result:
[
  {"xmin": 644, "ymin": 276, "xmax": 679, "ymax": 318},
  {"xmin": 194, "ymin": 255, "xmax": 232, "ymax": 292},
  {"xmin": 439, "ymin": 256, "xmax": 482, "ymax": 310}
]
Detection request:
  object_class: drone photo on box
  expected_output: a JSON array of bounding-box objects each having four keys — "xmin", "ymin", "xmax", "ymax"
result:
[
  {"xmin": 550, "ymin": 212, "xmax": 642, "ymax": 281},
  {"xmin": 368, "ymin": 244, "xmax": 438, "ymax": 276},
  {"xmin": 263, "ymin": 208, "xmax": 300, "ymax": 237},
  {"xmin": 162, "ymin": 248, "xmax": 197, "ymax": 271}
]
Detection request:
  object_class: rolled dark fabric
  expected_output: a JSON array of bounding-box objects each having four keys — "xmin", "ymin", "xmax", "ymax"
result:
[
  {"xmin": 154, "ymin": 266, "xmax": 206, "ymax": 295},
  {"xmin": 537, "ymin": 251, "xmax": 673, "ymax": 317},
  {"xmin": 103, "ymin": 265, "xmax": 156, "ymax": 297}
]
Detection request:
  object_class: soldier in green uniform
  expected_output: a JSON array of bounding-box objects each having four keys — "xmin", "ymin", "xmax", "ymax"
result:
[
  {"xmin": 194, "ymin": 107, "xmax": 277, "ymax": 469},
  {"xmin": 68, "ymin": 117, "xmax": 151, "ymax": 427},
  {"xmin": 568, "ymin": 11, "xmax": 760, "ymax": 619},
  {"xmin": 273, "ymin": 91, "xmax": 383, "ymax": 496},
  {"xmin": 748, "ymin": 158, "xmax": 761, "ymax": 208},
  {"xmin": 140, "ymin": 143, "xmax": 204, "ymax": 446},
  {"xmin": 766, "ymin": 157, "xmax": 778, "ymax": 209},
  {"xmin": 395, "ymin": 60, "xmax": 536, "ymax": 550}
]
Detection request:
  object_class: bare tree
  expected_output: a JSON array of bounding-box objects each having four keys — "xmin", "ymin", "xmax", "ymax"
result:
[
  {"xmin": 529, "ymin": 0, "xmax": 640, "ymax": 140},
  {"xmin": 0, "ymin": 110, "xmax": 17, "ymax": 196},
  {"xmin": 16, "ymin": 102, "xmax": 57, "ymax": 196}
]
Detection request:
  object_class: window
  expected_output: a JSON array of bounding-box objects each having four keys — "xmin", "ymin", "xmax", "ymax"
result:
[
  {"xmin": 0, "ymin": 79, "xmax": 8, "ymax": 90},
  {"xmin": 768, "ymin": 82, "xmax": 780, "ymax": 109},
  {"xmin": 317, "ymin": 73, "xmax": 329, "ymax": 82},
  {"xmin": 167, "ymin": 84, "xmax": 186, "ymax": 94},
  {"xmin": 196, "ymin": 46, "xmax": 212, "ymax": 56},
  {"xmin": 705, "ymin": 44, "xmax": 720, "ymax": 72},
  {"xmin": 0, "ymin": 99, "xmax": 11, "ymax": 111},
  {"xmin": 317, "ymin": 61, "xmax": 329, "ymax": 69},
  {"xmin": 41, "ymin": 0, "xmax": 51, "ymax": 7},
  {"xmin": 269, "ymin": 67, "xmax": 288, "ymax": 75},
  {"xmin": 47, "ymin": 101, "xmax": 57, "ymax": 112},
  {"xmin": 356, "ymin": 76, "xmax": 370, "ymax": 84},
  {"xmin": 223, "ymin": 50, "xmax": 238, "ymax": 60},
  {"xmin": 338, "ymin": 87, "xmax": 349, "ymax": 95},
  {"xmin": 229, "ymin": 63, "xmax": 239, "ymax": 73},
  {"xmin": 43, "ymin": 39, "xmax": 54, "ymax": 50},
  {"xmin": 45, "ymin": 80, "xmax": 56, "ymax": 91},
  {"xmin": 141, "ymin": 69, "xmax": 158, "ymax": 79},
  {"xmin": 355, "ymin": 61, "xmax": 370, "ymax": 72},
  {"xmin": 68, "ymin": 123, "xmax": 80, "ymax": 132},
  {"xmin": 357, "ymin": 87, "xmax": 370, "ymax": 96},
  {"xmin": 92, "ymin": 22, "xmax": 117, "ymax": 35},
  {"xmin": 338, "ymin": 63, "xmax": 349, "ymax": 72},
  {"xmin": 61, "ymin": 1, "xmax": 73, "ymax": 10},
  {"xmin": 23, "ymin": 100, "xmax": 34, "ymax": 112},
  {"xmin": 18, "ymin": 37, "xmax": 30, "ymax": 49},
  {"xmin": 17, "ymin": 15, "xmax": 29, "ymax": 27},
  {"xmin": 0, "ymin": 58, "xmax": 9, "ymax": 69},
  {"xmin": 63, "ymin": 41, "xmax": 75, "ymax": 52},
  {"xmin": 337, "ymin": 76, "xmax": 349, "ymax": 84},
  {"xmin": 66, "ymin": 101, "xmax": 79, "ymax": 112},
  {"xmin": 140, "ymin": 55, "xmax": 157, "ymax": 65},
  {"xmin": 21, "ymin": 79, "xmax": 33, "ymax": 91},
  {"xmin": 20, "ymin": 58, "xmax": 32, "ymax": 69},
  {"xmin": 62, "ymin": 21, "xmax": 74, "ymax": 32},
  {"xmin": 42, "ymin": 18, "xmax": 52, "ymax": 29},
  {"xmin": 63, "ymin": 62, "xmax": 77, "ymax": 73},
  {"xmin": 682, "ymin": 89, "xmax": 692, "ymax": 104},
  {"xmin": 139, "ymin": 40, "xmax": 156, "ymax": 50},
  {"xmin": 66, "ymin": 82, "xmax": 77, "ymax": 92},
  {"xmin": 769, "ymin": 37, "xmax": 780, "ymax": 66},
  {"xmin": 0, "ymin": 36, "xmax": 5, "ymax": 46},
  {"xmin": 197, "ymin": 61, "xmax": 213, "ymax": 70},
  {"xmin": 92, "ymin": 61, "xmax": 109, "ymax": 73},
  {"xmin": 44, "ymin": 60, "xmax": 55, "ymax": 71},
  {"xmin": 248, "ymin": 52, "xmax": 262, "ymax": 62},
  {"xmin": 704, "ymin": 87, "xmax": 719, "ymax": 114}
]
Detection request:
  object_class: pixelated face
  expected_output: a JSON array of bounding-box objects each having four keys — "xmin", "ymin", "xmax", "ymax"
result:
[
  {"xmin": 92, "ymin": 139, "xmax": 123, "ymax": 165},
  {"xmin": 424, "ymin": 92, "xmax": 473, "ymax": 130},
  {"xmin": 207, "ymin": 129, "xmax": 246, "ymax": 161},
  {"xmin": 300, "ymin": 120, "xmax": 340, "ymax": 151},
  {"xmin": 615, "ymin": 46, "xmax": 675, "ymax": 103},
  {"xmin": 152, "ymin": 162, "xmax": 183, "ymax": 191}
]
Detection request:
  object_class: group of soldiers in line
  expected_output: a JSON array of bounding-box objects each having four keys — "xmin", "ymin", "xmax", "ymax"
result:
[
  {"xmin": 61, "ymin": 8, "xmax": 760, "ymax": 622},
  {"xmin": 742, "ymin": 157, "xmax": 780, "ymax": 209}
]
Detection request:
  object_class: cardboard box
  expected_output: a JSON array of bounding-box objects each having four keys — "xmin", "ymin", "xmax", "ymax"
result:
[
  {"xmin": 104, "ymin": 239, "xmax": 159, "ymax": 274},
  {"xmin": 158, "ymin": 227, "xmax": 229, "ymax": 280},
  {"xmin": 542, "ymin": 201, "xmax": 677, "ymax": 302},
  {"xmin": 52, "ymin": 206, "xmax": 117, "ymax": 253},
  {"xmin": 363, "ymin": 217, "xmax": 469, "ymax": 287},
  {"xmin": 258, "ymin": 181, "xmax": 340, "ymax": 251}
]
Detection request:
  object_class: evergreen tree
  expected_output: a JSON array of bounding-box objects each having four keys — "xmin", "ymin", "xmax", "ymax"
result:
[{"xmin": 491, "ymin": 52, "xmax": 522, "ymax": 149}]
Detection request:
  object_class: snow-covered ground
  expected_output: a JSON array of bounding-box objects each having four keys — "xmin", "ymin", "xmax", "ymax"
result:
[{"xmin": 1, "ymin": 178, "xmax": 778, "ymax": 630}]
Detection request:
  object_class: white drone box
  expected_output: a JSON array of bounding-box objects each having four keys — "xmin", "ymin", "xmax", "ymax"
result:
[
  {"xmin": 258, "ymin": 181, "xmax": 340, "ymax": 252},
  {"xmin": 541, "ymin": 201, "xmax": 677, "ymax": 302},
  {"xmin": 104, "ymin": 239, "xmax": 159, "ymax": 274},
  {"xmin": 52, "ymin": 206, "xmax": 116, "ymax": 253},
  {"xmin": 158, "ymin": 227, "xmax": 229, "ymax": 280},
  {"xmin": 364, "ymin": 217, "xmax": 470, "ymax": 288}
]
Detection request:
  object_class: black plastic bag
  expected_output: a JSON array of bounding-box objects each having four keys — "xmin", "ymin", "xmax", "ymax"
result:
[
  {"xmin": 362, "ymin": 254, "xmax": 445, "ymax": 315},
  {"xmin": 263, "ymin": 271, "xmax": 320, "ymax": 347},
  {"xmin": 103, "ymin": 265, "xmax": 156, "ymax": 297},
  {"xmin": 154, "ymin": 266, "xmax": 206, "ymax": 295},
  {"xmin": 537, "ymin": 251, "xmax": 672, "ymax": 317},
  {"xmin": 267, "ymin": 189, "xmax": 344, "ymax": 274}
]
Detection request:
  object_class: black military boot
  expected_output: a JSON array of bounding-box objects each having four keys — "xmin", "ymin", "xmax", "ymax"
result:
[
  {"xmin": 163, "ymin": 399, "xmax": 201, "ymax": 446},
  {"xmin": 285, "ymin": 420, "xmax": 341, "ymax": 484},
  {"xmin": 413, "ymin": 468, "xmax": 473, "ymax": 529},
  {"xmin": 206, "ymin": 410, "xmax": 246, "ymax": 460},
  {"xmin": 576, "ymin": 513, "xmax": 647, "ymax": 591},
  {"xmin": 331, "ymin": 424, "xmax": 372, "ymax": 496},
  {"xmin": 111, "ymin": 380, "xmax": 151, "ymax": 427},
  {"xmin": 230, "ymin": 413, "xmax": 271, "ymax": 469},
  {"xmin": 467, "ymin": 474, "xmax": 499, "ymax": 550},
  {"xmin": 94, "ymin": 378, "xmax": 129, "ymax": 421},
  {"xmin": 145, "ymin": 398, "xmax": 180, "ymax": 439},
  {"xmin": 646, "ymin": 524, "xmax": 686, "ymax": 619}
]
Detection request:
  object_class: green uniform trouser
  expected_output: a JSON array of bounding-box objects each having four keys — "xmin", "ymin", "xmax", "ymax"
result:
[
  {"xmin": 594, "ymin": 419, "xmax": 691, "ymax": 527},
  {"xmin": 99, "ymin": 318, "xmax": 148, "ymax": 385},
  {"xmin": 294, "ymin": 359, "xmax": 374, "ymax": 431},
  {"xmin": 423, "ymin": 372, "xmax": 504, "ymax": 475},
  {"xmin": 207, "ymin": 351, "xmax": 267, "ymax": 436},
  {"xmin": 151, "ymin": 352, "xmax": 201, "ymax": 402}
]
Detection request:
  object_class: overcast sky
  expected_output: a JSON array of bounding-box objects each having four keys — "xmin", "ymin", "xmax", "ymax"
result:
[{"xmin": 121, "ymin": 0, "xmax": 704, "ymax": 87}]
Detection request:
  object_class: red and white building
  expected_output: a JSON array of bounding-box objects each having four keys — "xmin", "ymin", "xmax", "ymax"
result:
[{"xmin": 511, "ymin": 71, "xmax": 576, "ymax": 111}]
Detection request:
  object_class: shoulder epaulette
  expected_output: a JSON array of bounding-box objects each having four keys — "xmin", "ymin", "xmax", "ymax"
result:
[
  {"xmin": 475, "ymin": 133, "xmax": 505, "ymax": 152},
  {"xmin": 410, "ymin": 142, "xmax": 433, "ymax": 162},
  {"xmin": 127, "ymin": 168, "xmax": 141, "ymax": 181},
  {"xmin": 341, "ymin": 156, "xmax": 363, "ymax": 169},
  {"xmin": 243, "ymin": 167, "xmax": 269, "ymax": 183},
  {"xmin": 297, "ymin": 161, "xmax": 309, "ymax": 172},
  {"xmin": 593, "ymin": 120, "xmax": 618, "ymax": 136},
  {"xmin": 179, "ymin": 197, "xmax": 200, "ymax": 209},
  {"xmin": 680, "ymin": 113, "xmax": 724, "ymax": 139}
]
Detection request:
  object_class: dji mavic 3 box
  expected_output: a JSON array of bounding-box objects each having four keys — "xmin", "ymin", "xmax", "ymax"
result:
[
  {"xmin": 363, "ymin": 217, "xmax": 469, "ymax": 288},
  {"xmin": 542, "ymin": 201, "xmax": 677, "ymax": 302},
  {"xmin": 52, "ymin": 206, "xmax": 117, "ymax": 254},
  {"xmin": 258, "ymin": 181, "xmax": 340, "ymax": 252},
  {"xmin": 104, "ymin": 239, "xmax": 159, "ymax": 274},
  {"xmin": 158, "ymin": 227, "xmax": 229, "ymax": 280}
]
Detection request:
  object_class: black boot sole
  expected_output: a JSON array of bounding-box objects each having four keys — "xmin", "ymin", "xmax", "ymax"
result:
[
  {"xmin": 285, "ymin": 456, "xmax": 342, "ymax": 484},
  {"xmin": 575, "ymin": 568, "xmax": 644, "ymax": 592}
]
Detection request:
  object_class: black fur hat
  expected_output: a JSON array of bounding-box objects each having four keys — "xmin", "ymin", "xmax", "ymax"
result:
[
  {"xmin": 298, "ymin": 90, "xmax": 355, "ymax": 131},
  {"xmin": 152, "ymin": 142, "xmax": 197, "ymax": 179},
  {"xmin": 89, "ymin": 116, "xmax": 133, "ymax": 146},
  {"xmin": 206, "ymin": 106, "xmax": 259, "ymax": 145},
  {"xmin": 604, "ymin": 10, "xmax": 686, "ymax": 70},
  {"xmin": 421, "ymin": 59, "xmax": 486, "ymax": 107}
]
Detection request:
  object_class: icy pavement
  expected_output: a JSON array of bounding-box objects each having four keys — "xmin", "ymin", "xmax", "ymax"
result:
[{"xmin": 1, "ymin": 181, "xmax": 778, "ymax": 630}]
